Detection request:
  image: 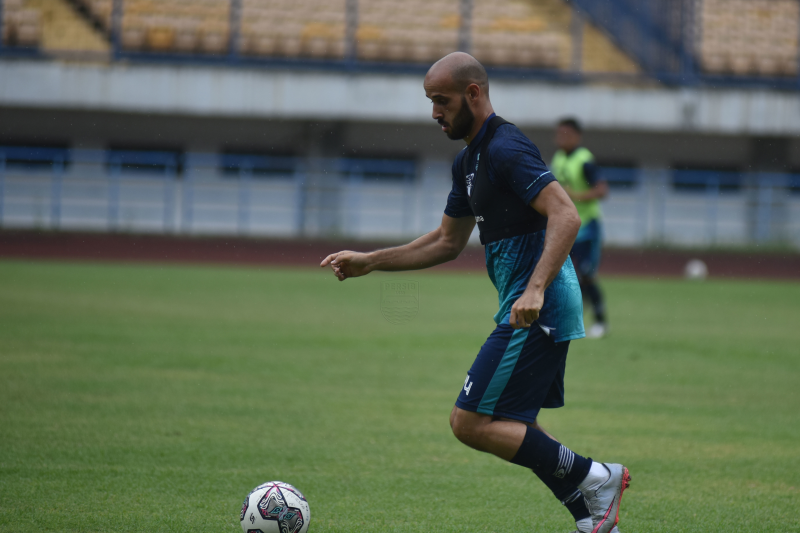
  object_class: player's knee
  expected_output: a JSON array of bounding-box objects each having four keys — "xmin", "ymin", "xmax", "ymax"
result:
[
  {"xmin": 450, "ymin": 420, "xmax": 473, "ymax": 445},
  {"xmin": 450, "ymin": 409, "xmax": 485, "ymax": 446}
]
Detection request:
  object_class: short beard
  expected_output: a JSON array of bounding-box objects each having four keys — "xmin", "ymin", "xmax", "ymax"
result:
[{"xmin": 446, "ymin": 95, "xmax": 475, "ymax": 140}]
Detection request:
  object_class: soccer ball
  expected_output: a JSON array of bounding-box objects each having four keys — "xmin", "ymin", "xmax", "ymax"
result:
[
  {"xmin": 684, "ymin": 258, "xmax": 708, "ymax": 281},
  {"xmin": 240, "ymin": 481, "xmax": 311, "ymax": 533}
]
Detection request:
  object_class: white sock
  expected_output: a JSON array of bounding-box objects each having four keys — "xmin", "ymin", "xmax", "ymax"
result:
[
  {"xmin": 575, "ymin": 517, "xmax": 593, "ymax": 533},
  {"xmin": 578, "ymin": 461, "xmax": 610, "ymax": 493}
]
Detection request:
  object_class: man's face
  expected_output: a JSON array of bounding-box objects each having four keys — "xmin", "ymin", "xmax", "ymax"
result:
[
  {"xmin": 424, "ymin": 76, "xmax": 475, "ymax": 140},
  {"xmin": 555, "ymin": 125, "xmax": 581, "ymax": 152}
]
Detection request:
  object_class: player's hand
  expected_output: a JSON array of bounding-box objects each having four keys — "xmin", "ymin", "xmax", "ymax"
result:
[
  {"xmin": 509, "ymin": 288, "xmax": 544, "ymax": 329},
  {"xmin": 320, "ymin": 251, "xmax": 373, "ymax": 281}
]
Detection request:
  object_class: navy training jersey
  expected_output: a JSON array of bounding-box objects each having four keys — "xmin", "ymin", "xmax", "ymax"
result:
[{"xmin": 444, "ymin": 115, "xmax": 585, "ymax": 342}]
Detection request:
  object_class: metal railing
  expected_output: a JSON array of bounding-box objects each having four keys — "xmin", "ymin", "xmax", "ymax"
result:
[
  {"xmin": 1, "ymin": 147, "xmax": 799, "ymax": 248},
  {"xmin": 0, "ymin": 147, "xmax": 423, "ymax": 238}
]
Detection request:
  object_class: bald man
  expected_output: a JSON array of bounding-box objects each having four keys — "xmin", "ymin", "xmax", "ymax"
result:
[{"xmin": 321, "ymin": 53, "xmax": 630, "ymax": 533}]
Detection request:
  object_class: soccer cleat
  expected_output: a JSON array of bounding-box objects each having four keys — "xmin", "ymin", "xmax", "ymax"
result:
[
  {"xmin": 583, "ymin": 463, "xmax": 631, "ymax": 533},
  {"xmin": 573, "ymin": 516, "xmax": 592, "ymax": 533},
  {"xmin": 586, "ymin": 323, "xmax": 608, "ymax": 339}
]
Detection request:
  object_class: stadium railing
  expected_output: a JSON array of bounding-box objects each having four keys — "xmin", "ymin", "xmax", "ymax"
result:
[
  {"xmin": 1, "ymin": 146, "xmax": 799, "ymax": 248},
  {"xmin": 0, "ymin": 147, "xmax": 424, "ymax": 238}
]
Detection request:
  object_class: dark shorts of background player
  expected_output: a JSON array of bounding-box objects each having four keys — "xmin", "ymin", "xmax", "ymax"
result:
[
  {"xmin": 570, "ymin": 219, "xmax": 603, "ymax": 279},
  {"xmin": 456, "ymin": 322, "xmax": 570, "ymax": 425}
]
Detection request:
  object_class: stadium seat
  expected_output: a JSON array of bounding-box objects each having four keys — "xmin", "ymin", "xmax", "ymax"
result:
[
  {"xmin": 21, "ymin": 0, "xmax": 797, "ymax": 82},
  {"xmin": 698, "ymin": 0, "xmax": 799, "ymax": 77},
  {"xmin": 354, "ymin": 0, "xmax": 458, "ymax": 62},
  {"xmin": 1, "ymin": 0, "xmax": 639, "ymax": 71},
  {"xmin": 89, "ymin": 0, "xmax": 111, "ymax": 28},
  {"xmin": 239, "ymin": 0, "xmax": 345, "ymax": 59},
  {"xmin": 471, "ymin": 0, "xmax": 635, "ymax": 70},
  {"xmin": 2, "ymin": 0, "xmax": 42, "ymax": 47},
  {"xmin": 116, "ymin": 0, "xmax": 230, "ymax": 53},
  {"xmin": 4, "ymin": 0, "xmax": 111, "ymax": 52}
]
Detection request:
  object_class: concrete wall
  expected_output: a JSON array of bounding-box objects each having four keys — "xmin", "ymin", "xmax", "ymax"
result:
[
  {"xmin": 1, "ymin": 59, "xmax": 799, "ymax": 171},
  {"xmin": 3, "ymin": 60, "xmax": 800, "ymax": 135},
  {"xmin": 0, "ymin": 107, "xmax": 791, "ymax": 172}
]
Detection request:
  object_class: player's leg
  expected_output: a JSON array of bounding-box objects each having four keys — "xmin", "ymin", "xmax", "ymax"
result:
[
  {"xmin": 451, "ymin": 406, "xmax": 627, "ymax": 533},
  {"xmin": 451, "ymin": 324, "xmax": 583, "ymax": 461},
  {"xmin": 452, "ymin": 324, "xmax": 629, "ymax": 533},
  {"xmin": 590, "ymin": 220, "xmax": 606, "ymax": 327},
  {"xmin": 518, "ymin": 360, "xmax": 593, "ymax": 529},
  {"xmin": 571, "ymin": 220, "xmax": 607, "ymax": 338},
  {"xmin": 451, "ymin": 405, "xmax": 589, "ymax": 484},
  {"xmin": 581, "ymin": 275, "xmax": 605, "ymax": 323},
  {"xmin": 583, "ymin": 221, "xmax": 606, "ymax": 331},
  {"xmin": 516, "ymin": 418, "xmax": 593, "ymax": 531},
  {"xmin": 449, "ymin": 406, "xmax": 525, "ymax": 459}
]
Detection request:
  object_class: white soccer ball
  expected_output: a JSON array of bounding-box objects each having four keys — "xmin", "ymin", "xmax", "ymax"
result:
[
  {"xmin": 240, "ymin": 481, "xmax": 310, "ymax": 533},
  {"xmin": 684, "ymin": 259, "xmax": 708, "ymax": 281}
]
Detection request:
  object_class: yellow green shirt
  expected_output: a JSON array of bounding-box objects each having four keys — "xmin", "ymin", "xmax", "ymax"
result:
[{"xmin": 550, "ymin": 147, "xmax": 601, "ymax": 225}]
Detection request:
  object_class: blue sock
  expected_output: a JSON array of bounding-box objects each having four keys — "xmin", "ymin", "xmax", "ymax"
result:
[
  {"xmin": 510, "ymin": 426, "xmax": 592, "ymax": 488},
  {"xmin": 535, "ymin": 474, "xmax": 591, "ymax": 521}
]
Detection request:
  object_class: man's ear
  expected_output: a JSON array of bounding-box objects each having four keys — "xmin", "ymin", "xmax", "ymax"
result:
[{"xmin": 466, "ymin": 83, "xmax": 481, "ymax": 103}]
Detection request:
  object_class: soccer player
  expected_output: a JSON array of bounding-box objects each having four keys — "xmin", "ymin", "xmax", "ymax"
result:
[
  {"xmin": 321, "ymin": 53, "xmax": 630, "ymax": 533},
  {"xmin": 550, "ymin": 118, "xmax": 609, "ymax": 338}
]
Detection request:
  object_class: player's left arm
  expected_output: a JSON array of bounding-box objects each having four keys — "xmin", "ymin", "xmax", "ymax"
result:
[{"xmin": 509, "ymin": 182, "xmax": 581, "ymax": 329}]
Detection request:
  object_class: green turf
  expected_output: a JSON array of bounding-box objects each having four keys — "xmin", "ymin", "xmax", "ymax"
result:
[{"xmin": 1, "ymin": 260, "xmax": 799, "ymax": 533}]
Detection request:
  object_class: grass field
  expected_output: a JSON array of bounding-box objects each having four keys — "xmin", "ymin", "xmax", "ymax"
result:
[{"xmin": 1, "ymin": 259, "xmax": 799, "ymax": 533}]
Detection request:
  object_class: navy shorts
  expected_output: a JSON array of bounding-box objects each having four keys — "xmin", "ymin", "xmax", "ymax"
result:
[
  {"xmin": 570, "ymin": 219, "xmax": 603, "ymax": 279},
  {"xmin": 455, "ymin": 323, "xmax": 570, "ymax": 424}
]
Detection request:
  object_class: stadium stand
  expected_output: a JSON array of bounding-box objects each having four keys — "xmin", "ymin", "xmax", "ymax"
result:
[
  {"xmin": 21, "ymin": 0, "xmax": 637, "ymax": 70},
  {"xmin": 117, "ymin": 0, "xmax": 231, "ymax": 53},
  {"xmin": 240, "ymin": 0, "xmax": 346, "ymax": 59},
  {"xmin": 2, "ymin": 0, "xmax": 42, "ymax": 47},
  {"xmin": 357, "ymin": 0, "xmax": 456, "ymax": 62},
  {"xmin": 74, "ymin": 0, "xmax": 112, "ymax": 31},
  {"xmin": 697, "ymin": 0, "xmax": 799, "ymax": 76},
  {"xmin": 472, "ymin": 0, "xmax": 563, "ymax": 68},
  {"xmin": 2, "ymin": 0, "xmax": 108, "ymax": 52},
  {"xmin": 581, "ymin": 21, "xmax": 639, "ymax": 73},
  {"xmin": 1, "ymin": 0, "xmax": 798, "ymax": 81},
  {"xmin": 472, "ymin": 0, "xmax": 637, "ymax": 71},
  {"xmin": 27, "ymin": 0, "xmax": 108, "ymax": 52}
]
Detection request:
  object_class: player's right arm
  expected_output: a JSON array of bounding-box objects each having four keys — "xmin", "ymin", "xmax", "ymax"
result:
[{"xmin": 320, "ymin": 214, "xmax": 475, "ymax": 281}]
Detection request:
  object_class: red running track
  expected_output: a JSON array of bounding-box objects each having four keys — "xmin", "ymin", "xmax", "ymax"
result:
[{"xmin": 1, "ymin": 231, "xmax": 798, "ymax": 280}]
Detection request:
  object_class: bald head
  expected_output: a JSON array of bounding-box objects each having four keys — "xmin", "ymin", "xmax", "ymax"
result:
[
  {"xmin": 426, "ymin": 52, "xmax": 489, "ymax": 95},
  {"xmin": 424, "ymin": 52, "xmax": 494, "ymax": 143}
]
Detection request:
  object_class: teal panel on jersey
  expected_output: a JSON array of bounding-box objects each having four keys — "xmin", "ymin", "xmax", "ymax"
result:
[{"xmin": 485, "ymin": 231, "xmax": 585, "ymax": 342}]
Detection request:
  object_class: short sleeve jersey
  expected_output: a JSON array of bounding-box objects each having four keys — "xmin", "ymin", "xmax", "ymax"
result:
[
  {"xmin": 444, "ymin": 116, "xmax": 555, "ymax": 219},
  {"xmin": 443, "ymin": 116, "xmax": 585, "ymax": 342}
]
